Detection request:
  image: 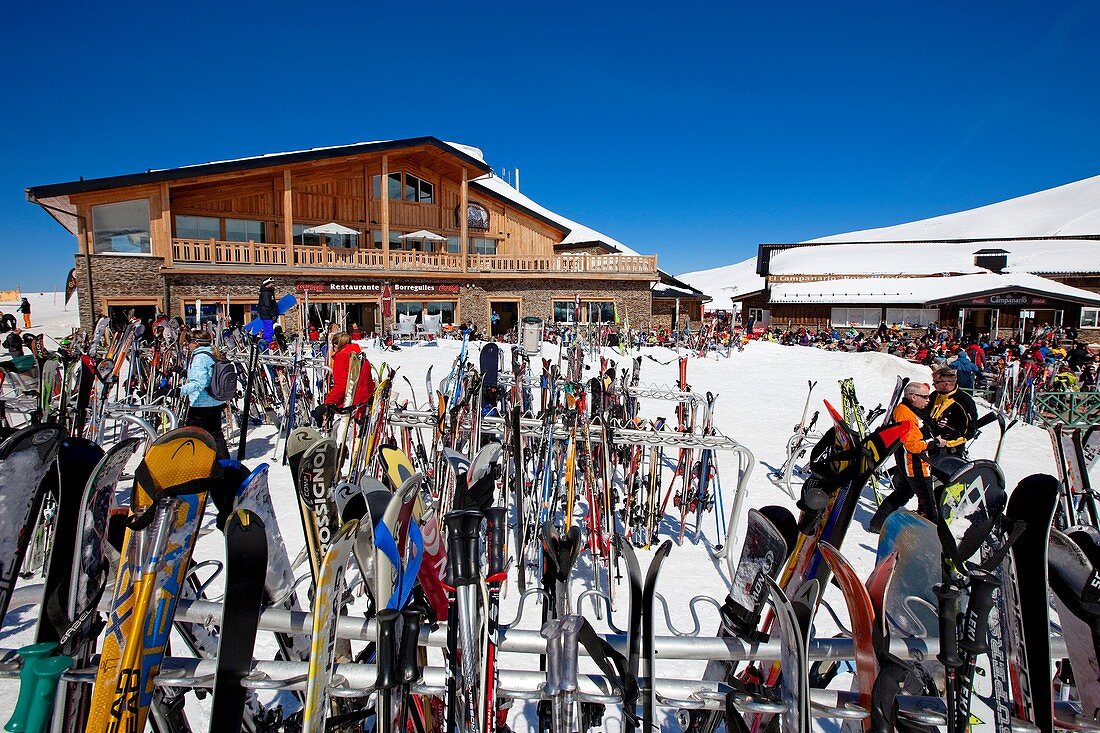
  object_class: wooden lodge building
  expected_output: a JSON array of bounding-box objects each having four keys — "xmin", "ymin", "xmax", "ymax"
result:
[
  {"xmin": 27, "ymin": 137, "xmax": 705, "ymax": 335},
  {"xmin": 727, "ymin": 176, "xmax": 1100, "ymax": 341}
]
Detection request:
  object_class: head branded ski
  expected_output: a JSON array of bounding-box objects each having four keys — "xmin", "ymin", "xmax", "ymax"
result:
[{"xmin": 85, "ymin": 426, "xmax": 218, "ymax": 733}]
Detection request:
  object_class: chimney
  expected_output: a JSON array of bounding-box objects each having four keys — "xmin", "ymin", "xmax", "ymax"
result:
[
  {"xmin": 514, "ymin": 168, "xmax": 520, "ymax": 192},
  {"xmin": 973, "ymin": 248, "xmax": 1009, "ymax": 274}
]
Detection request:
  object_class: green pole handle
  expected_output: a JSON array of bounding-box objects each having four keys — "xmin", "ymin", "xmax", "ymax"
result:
[
  {"xmin": 24, "ymin": 655, "xmax": 72, "ymax": 733},
  {"xmin": 4, "ymin": 643, "xmax": 58, "ymax": 733}
]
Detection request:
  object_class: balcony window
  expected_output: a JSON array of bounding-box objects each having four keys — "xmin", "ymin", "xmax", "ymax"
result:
[
  {"xmin": 373, "ymin": 230, "xmax": 405, "ymax": 250},
  {"xmin": 470, "ymin": 237, "xmax": 498, "ymax": 255},
  {"xmin": 1082, "ymin": 308, "xmax": 1100, "ymax": 328},
  {"xmin": 175, "ymin": 215, "xmax": 220, "ymax": 241},
  {"xmin": 447, "ymin": 236, "xmax": 462, "ymax": 254},
  {"xmin": 226, "ymin": 219, "xmax": 266, "ymax": 243},
  {"xmin": 92, "ymin": 199, "xmax": 151, "ymax": 254},
  {"xmin": 372, "ymin": 172, "xmax": 433, "ymax": 203}
]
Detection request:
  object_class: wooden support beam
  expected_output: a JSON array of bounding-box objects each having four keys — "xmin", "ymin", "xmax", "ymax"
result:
[
  {"xmin": 283, "ymin": 170, "xmax": 294, "ymax": 265},
  {"xmin": 160, "ymin": 183, "xmax": 174, "ymax": 267},
  {"xmin": 381, "ymin": 154, "xmax": 390, "ymax": 267},
  {"xmin": 460, "ymin": 167, "xmax": 468, "ymax": 273}
]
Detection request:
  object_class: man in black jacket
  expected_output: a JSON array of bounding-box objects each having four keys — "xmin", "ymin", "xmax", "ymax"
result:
[
  {"xmin": 257, "ymin": 277, "xmax": 277, "ymax": 345},
  {"xmin": 929, "ymin": 366, "xmax": 978, "ymax": 457}
]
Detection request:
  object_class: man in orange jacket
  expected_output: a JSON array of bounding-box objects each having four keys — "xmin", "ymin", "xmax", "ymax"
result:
[{"xmin": 868, "ymin": 381, "xmax": 947, "ymax": 532}]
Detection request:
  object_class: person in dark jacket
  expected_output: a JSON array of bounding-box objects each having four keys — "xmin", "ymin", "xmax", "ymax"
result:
[
  {"xmin": 257, "ymin": 277, "xmax": 278, "ymax": 345},
  {"xmin": 0, "ymin": 312, "xmax": 14, "ymax": 333},
  {"xmin": 929, "ymin": 366, "xmax": 977, "ymax": 458},
  {"xmin": 4, "ymin": 328, "xmax": 24, "ymax": 356},
  {"xmin": 19, "ymin": 298, "xmax": 31, "ymax": 328},
  {"xmin": 181, "ymin": 329, "xmax": 228, "ymax": 458},
  {"xmin": 869, "ymin": 382, "xmax": 946, "ymax": 531}
]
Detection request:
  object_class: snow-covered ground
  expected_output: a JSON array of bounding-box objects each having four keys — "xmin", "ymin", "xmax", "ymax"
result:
[{"xmin": 0, "ymin": 293, "xmax": 1076, "ymax": 731}]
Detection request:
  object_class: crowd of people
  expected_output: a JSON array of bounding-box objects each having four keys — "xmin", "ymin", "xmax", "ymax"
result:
[{"xmin": 740, "ymin": 320, "xmax": 1099, "ymax": 394}]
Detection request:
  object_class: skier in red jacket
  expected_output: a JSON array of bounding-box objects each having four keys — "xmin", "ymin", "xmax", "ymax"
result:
[{"xmin": 313, "ymin": 332, "xmax": 374, "ymax": 427}]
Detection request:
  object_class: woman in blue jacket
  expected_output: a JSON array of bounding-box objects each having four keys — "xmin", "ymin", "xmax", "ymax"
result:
[{"xmin": 182, "ymin": 329, "xmax": 228, "ymax": 458}]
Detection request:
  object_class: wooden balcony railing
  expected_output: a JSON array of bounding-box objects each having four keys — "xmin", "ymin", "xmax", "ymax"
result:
[{"xmin": 170, "ymin": 239, "xmax": 658, "ymax": 276}]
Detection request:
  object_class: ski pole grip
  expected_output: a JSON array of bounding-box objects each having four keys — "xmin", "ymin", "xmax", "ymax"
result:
[
  {"xmin": 934, "ymin": 583, "xmax": 963, "ymax": 669},
  {"xmin": 486, "ymin": 506, "xmax": 509, "ymax": 576},
  {"xmin": 445, "ymin": 509, "xmax": 483, "ymax": 587},
  {"xmin": 959, "ymin": 571, "xmax": 998, "ymax": 655},
  {"xmin": 398, "ymin": 609, "xmax": 422, "ymax": 686},
  {"xmin": 23, "ymin": 655, "xmax": 71, "ymax": 733},
  {"xmin": 559, "ymin": 616, "xmax": 583, "ymax": 693},
  {"xmin": 541, "ymin": 620, "xmax": 563, "ymax": 697},
  {"xmin": 5, "ymin": 642, "xmax": 57, "ymax": 733},
  {"xmin": 374, "ymin": 609, "xmax": 400, "ymax": 690}
]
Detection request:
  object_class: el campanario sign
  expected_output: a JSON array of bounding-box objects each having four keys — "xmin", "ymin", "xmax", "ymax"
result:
[
  {"xmin": 967, "ymin": 293, "xmax": 1048, "ymax": 307},
  {"xmin": 297, "ymin": 282, "xmax": 461, "ymax": 295}
]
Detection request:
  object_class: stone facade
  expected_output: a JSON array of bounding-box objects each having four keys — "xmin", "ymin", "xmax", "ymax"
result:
[
  {"xmin": 75, "ymin": 254, "xmax": 167, "ymax": 328},
  {"xmin": 651, "ymin": 297, "xmax": 704, "ymax": 330},
  {"xmin": 75, "ymin": 256, "xmax": 654, "ymax": 333}
]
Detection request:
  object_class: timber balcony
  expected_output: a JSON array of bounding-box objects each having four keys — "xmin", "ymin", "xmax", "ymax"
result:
[{"xmin": 168, "ymin": 238, "xmax": 659, "ymax": 278}]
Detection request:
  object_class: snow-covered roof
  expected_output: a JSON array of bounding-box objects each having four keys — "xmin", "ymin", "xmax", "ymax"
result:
[
  {"xmin": 810, "ymin": 173, "xmax": 1100, "ymax": 242},
  {"xmin": 471, "ymin": 174, "xmax": 641, "ymax": 256},
  {"xmin": 677, "ymin": 257, "xmax": 766, "ymax": 303},
  {"xmin": 768, "ymin": 239, "xmax": 1100, "ymax": 276},
  {"xmin": 769, "ymin": 272, "xmax": 1100, "ymax": 306}
]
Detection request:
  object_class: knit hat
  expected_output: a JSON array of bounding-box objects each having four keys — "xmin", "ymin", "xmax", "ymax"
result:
[{"xmin": 262, "ymin": 277, "xmax": 275, "ymax": 287}]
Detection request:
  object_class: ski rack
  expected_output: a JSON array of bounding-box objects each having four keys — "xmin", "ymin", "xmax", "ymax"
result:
[
  {"xmin": 387, "ymin": 406, "xmax": 755, "ymax": 567},
  {"xmin": 766, "ymin": 427, "xmax": 825, "ymax": 500},
  {"xmin": 3, "ymin": 584, "xmax": 1090, "ymax": 724}
]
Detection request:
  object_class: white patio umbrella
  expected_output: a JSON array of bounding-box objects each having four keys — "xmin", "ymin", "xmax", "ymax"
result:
[
  {"xmin": 303, "ymin": 222, "xmax": 360, "ymax": 247},
  {"xmin": 303, "ymin": 222, "xmax": 361, "ymax": 236},
  {"xmin": 400, "ymin": 229, "xmax": 447, "ymax": 252}
]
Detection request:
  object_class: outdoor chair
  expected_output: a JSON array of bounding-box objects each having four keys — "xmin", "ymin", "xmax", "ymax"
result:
[
  {"xmin": 396, "ymin": 316, "xmax": 418, "ymax": 342},
  {"xmin": 419, "ymin": 314, "xmax": 443, "ymax": 343}
]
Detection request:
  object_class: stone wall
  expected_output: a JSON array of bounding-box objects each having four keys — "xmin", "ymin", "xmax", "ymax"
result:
[
  {"xmin": 458, "ymin": 279, "xmax": 652, "ymax": 330},
  {"xmin": 651, "ymin": 297, "xmax": 704, "ymax": 330},
  {"xmin": 74, "ymin": 254, "xmax": 167, "ymax": 329}
]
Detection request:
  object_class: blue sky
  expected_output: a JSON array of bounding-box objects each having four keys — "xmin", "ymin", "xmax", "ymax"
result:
[{"xmin": 3, "ymin": 1, "xmax": 1099, "ymax": 290}]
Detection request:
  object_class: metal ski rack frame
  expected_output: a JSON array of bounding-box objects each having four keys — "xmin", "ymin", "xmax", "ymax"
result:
[{"xmin": 388, "ymin": 404, "xmax": 756, "ymax": 570}]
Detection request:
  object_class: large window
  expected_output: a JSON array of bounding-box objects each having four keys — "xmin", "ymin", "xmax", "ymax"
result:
[
  {"xmin": 295, "ymin": 224, "xmax": 358, "ymax": 248},
  {"xmin": 470, "ymin": 237, "xmax": 498, "ymax": 255},
  {"xmin": 175, "ymin": 215, "xmax": 220, "ymax": 241},
  {"xmin": 373, "ymin": 230, "xmax": 405, "ymax": 250},
  {"xmin": 426, "ymin": 300, "xmax": 456, "ymax": 324},
  {"xmin": 1082, "ymin": 308, "xmax": 1100, "ymax": 328},
  {"xmin": 92, "ymin": 199, "xmax": 151, "ymax": 254},
  {"xmin": 446, "ymin": 236, "xmax": 462, "ymax": 254},
  {"xmin": 831, "ymin": 307, "xmax": 882, "ymax": 328},
  {"xmin": 372, "ymin": 172, "xmax": 433, "ymax": 203},
  {"xmin": 885, "ymin": 308, "xmax": 939, "ymax": 328},
  {"xmin": 226, "ymin": 218, "xmax": 266, "ymax": 243},
  {"xmin": 553, "ymin": 300, "xmax": 615, "ymax": 324}
]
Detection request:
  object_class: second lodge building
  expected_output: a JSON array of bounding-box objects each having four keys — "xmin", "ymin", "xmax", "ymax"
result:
[{"xmin": 27, "ymin": 137, "xmax": 708, "ymax": 336}]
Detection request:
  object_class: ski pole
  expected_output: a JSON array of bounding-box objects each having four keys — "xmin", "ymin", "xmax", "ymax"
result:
[
  {"xmin": 559, "ymin": 615, "xmax": 583, "ymax": 733},
  {"xmin": 22, "ymin": 655, "xmax": 71, "ymax": 733},
  {"xmin": 375, "ymin": 608, "xmax": 400, "ymax": 733}
]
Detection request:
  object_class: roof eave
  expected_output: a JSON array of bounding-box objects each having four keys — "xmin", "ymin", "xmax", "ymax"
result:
[{"xmin": 26, "ymin": 137, "xmax": 492, "ymax": 200}]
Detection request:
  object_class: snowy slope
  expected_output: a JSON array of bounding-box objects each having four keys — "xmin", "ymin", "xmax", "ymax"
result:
[
  {"xmin": 678, "ymin": 256, "xmax": 766, "ymax": 305},
  {"xmin": 809, "ymin": 173, "xmax": 1100, "ymax": 242},
  {"xmin": 1, "ymin": 295, "xmax": 1071, "ymax": 732}
]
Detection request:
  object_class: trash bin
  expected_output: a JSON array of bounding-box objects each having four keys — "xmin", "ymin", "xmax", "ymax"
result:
[{"xmin": 521, "ymin": 316, "xmax": 543, "ymax": 355}]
